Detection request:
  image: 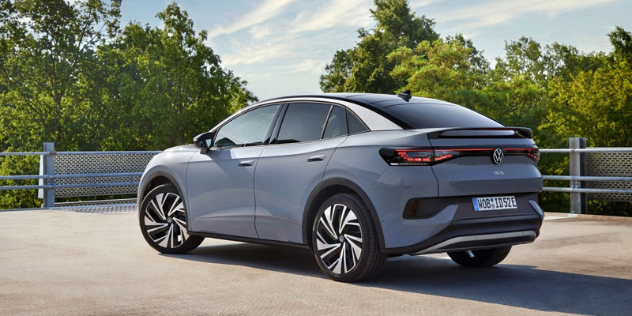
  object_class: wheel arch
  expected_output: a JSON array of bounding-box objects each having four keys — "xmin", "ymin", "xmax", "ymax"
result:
[
  {"xmin": 138, "ymin": 170, "xmax": 197, "ymax": 233},
  {"xmin": 138, "ymin": 171, "xmax": 182, "ymax": 204},
  {"xmin": 302, "ymin": 178, "xmax": 385, "ymax": 251}
]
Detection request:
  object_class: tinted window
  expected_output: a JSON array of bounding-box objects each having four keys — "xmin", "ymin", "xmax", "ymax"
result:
[
  {"xmin": 384, "ymin": 101, "xmax": 502, "ymax": 128},
  {"xmin": 347, "ymin": 110, "xmax": 369, "ymax": 134},
  {"xmin": 214, "ymin": 105, "xmax": 280, "ymax": 149},
  {"xmin": 276, "ymin": 103, "xmax": 331, "ymax": 143},
  {"xmin": 323, "ymin": 106, "xmax": 347, "ymax": 139}
]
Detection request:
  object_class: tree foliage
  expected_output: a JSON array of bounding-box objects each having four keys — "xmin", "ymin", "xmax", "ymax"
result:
[
  {"xmin": 545, "ymin": 51, "xmax": 632, "ymax": 147},
  {"xmin": 0, "ymin": 0, "xmax": 255, "ymax": 209},
  {"xmin": 98, "ymin": 3, "xmax": 255, "ymax": 150},
  {"xmin": 0, "ymin": 0, "xmax": 122, "ymax": 151},
  {"xmin": 320, "ymin": 0, "xmax": 438, "ymax": 93},
  {"xmin": 388, "ymin": 36, "xmax": 488, "ymax": 107},
  {"xmin": 320, "ymin": 1, "xmax": 631, "ymax": 215}
]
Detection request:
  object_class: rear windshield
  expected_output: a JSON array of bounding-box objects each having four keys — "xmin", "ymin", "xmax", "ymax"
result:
[{"xmin": 383, "ymin": 101, "xmax": 503, "ymax": 129}]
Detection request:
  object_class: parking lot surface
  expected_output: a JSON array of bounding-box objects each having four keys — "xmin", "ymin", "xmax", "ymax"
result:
[{"xmin": 1, "ymin": 207, "xmax": 631, "ymax": 315}]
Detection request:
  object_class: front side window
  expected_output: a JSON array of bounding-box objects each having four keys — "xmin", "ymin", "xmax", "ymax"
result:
[
  {"xmin": 276, "ymin": 103, "xmax": 331, "ymax": 143},
  {"xmin": 214, "ymin": 105, "xmax": 280, "ymax": 149}
]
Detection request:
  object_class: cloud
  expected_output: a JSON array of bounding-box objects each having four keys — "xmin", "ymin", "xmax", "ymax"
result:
[
  {"xmin": 249, "ymin": 24, "xmax": 271, "ymax": 40},
  {"xmin": 282, "ymin": 59, "xmax": 327, "ymax": 75},
  {"xmin": 217, "ymin": 0, "xmax": 374, "ymax": 68},
  {"xmin": 290, "ymin": 0, "xmax": 373, "ymax": 33},
  {"xmin": 437, "ymin": 0, "xmax": 617, "ymax": 29},
  {"xmin": 207, "ymin": 0, "xmax": 296, "ymax": 39},
  {"xmin": 409, "ymin": 0, "xmax": 447, "ymax": 8},
  {"xmin": 221, "ymin": 36, "xmax": 297, "ymax": 66}
]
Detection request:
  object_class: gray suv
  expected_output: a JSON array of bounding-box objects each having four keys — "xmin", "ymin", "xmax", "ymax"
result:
[{"xmin": 138, "ymin": 92, "xmax": 544, "ymax": 282}]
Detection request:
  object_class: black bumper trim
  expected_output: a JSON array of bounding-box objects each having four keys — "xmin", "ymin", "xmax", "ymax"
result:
[{"xmin": 383, "ymin": 214, "xmax": 543, "ymax": 255}]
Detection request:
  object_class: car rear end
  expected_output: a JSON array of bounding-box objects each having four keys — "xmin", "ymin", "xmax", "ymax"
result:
[{"xmin": 360, "ymin": 97, "xmax": 544, "ymax": 255}]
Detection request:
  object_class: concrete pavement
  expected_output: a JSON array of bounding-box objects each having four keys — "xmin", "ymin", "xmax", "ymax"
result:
[{"xmin": 1, "ymin": 207, "xmax": 631, "ymax": 315}]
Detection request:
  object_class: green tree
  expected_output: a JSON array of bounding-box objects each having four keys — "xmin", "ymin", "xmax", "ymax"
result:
[
  {"xmin": 320, "ymin": 0, "xmax": 438, "ymax": 93},
  {"xmin": 0, "ymin": 0, "xmax": 122, "ymax": 151},
  {"xmin": 545, "ymin": 60, "xmax": 632, "ymax": 147},
  {"xmin": 0, "ymin": 0, "xmax": 121, "ymax": 209},
  {"xmin": 98, "ymin": 3, "xmax": 256, "ymax": 150},
  {"xmin": 320, "ymin": 49, "xmax": 353, "ymax": 94},
  {"xmin": 0, "ymin": 1, "xmax": 256, "ymax": 209},
  {"xmin": 609, "ymin": 26, "xmax": 632, "ymax": 63},
  {"xmin": 388, "ymin": 36, "xmax": 489, "ymax": 107}
]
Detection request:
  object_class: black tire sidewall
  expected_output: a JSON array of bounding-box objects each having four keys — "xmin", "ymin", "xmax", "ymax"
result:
[{"xmin": 311, "ymin": 194, "xmax": 379, "ymax": 282}]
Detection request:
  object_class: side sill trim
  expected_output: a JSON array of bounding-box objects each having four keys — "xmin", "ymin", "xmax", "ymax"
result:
[
  {"xmin": 411, "ymin": 230, "xmax": 537, "ymax": 255},
  {"xmin": 188, "ymin": 231, "xmax": 311, "ymax": 250}
]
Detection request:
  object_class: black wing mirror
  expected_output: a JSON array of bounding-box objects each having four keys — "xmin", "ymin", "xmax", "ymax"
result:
[{"xmin": 193, "ymin": 131, "xmax": 215, "ymax": 154}]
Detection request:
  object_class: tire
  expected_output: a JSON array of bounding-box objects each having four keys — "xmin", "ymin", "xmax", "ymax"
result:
[
  {"xmin": 311, "ymin": 193, "xmax": 387, "ymax": 282},
  {"xmin": 448, "ymin": 246, "xmax": 512, "ymax": 267},
  {"xmin": 139, "ymin": 184, "xmax": 204, "ymax": 254}
]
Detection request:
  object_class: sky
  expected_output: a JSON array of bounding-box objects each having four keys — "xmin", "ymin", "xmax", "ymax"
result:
[{"xmin": 119, "ymin": 0, "xmax": 632, "ymax": 101}]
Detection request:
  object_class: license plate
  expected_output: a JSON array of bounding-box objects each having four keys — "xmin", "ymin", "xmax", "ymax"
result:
[{"xmin": 472, "ymin": 196, "xmax": 517, "ymax": 211}]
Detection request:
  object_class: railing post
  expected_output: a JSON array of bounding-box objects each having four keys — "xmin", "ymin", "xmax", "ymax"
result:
[
  {"xmin": 41, "ymin": 142, "xmax": 55, "ymax": 208},
  {"xmin": 569, "ymin": 137, "xmax": 586, "ymax": 214},
  {"xmin": 579, "ymin": 138, "xmax": 587, "ymax": 214}
]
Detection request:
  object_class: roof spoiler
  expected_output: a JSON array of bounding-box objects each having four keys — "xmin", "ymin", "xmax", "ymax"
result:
[{"xmin": 427, "ymin": 127, "xmax": 533, "ymax": 139}]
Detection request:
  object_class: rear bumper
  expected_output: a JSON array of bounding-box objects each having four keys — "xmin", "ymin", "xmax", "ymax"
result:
[
  {"xmin": 413, "ymin": 230, "xmax": 537, "ymax": 255},
  {"xmin": 383, "ymin": 212, "xmax": 543, "ymax": 255}
]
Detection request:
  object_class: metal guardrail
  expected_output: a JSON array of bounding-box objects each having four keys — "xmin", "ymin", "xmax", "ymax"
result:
[
  {"xmin": 541, "ymin": 148, "xmax": 632, "ymax": 195},
  {"xmin": 540, "ymin": 148, "xmax": 632, "ymax": 153},
  {"xmin": 540, "ymin": 139, "xmax": 632, "ymax": 213},
  {"xmin": 2, "ymin": 140, "xmax": 631, "ymax": 212},
  {"xmin": 0, "ymin": 142, "xmax": 161, "ymax": 207}
]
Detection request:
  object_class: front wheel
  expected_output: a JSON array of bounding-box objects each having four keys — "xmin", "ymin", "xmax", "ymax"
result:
[
  {"xmin": 312, "ymin": 194, "xmax": 387, "ymax": 282},
  {"xmin": 139, "ymin": 184, "xmax": 204, "ymax": 254},
  {"xmin": 448, "ymin": 246, "xmax": 512, "ymax": 267}
]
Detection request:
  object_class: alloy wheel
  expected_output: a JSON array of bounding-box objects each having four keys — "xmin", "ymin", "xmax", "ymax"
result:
[
  {"xmin": 315, "ymin": 203, "xmax": 364, "ymax": 275},
  {"xmin": 143, "ymin": 192, "xmax": 190, "ymax": 249}
]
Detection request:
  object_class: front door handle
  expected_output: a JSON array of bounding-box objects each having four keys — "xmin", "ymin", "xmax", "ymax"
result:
[
  {"xmin": 238, "ymin": 160, "xmax": 254, "ymax": 167},
  {"xmin": 307, "ymin": 154, "xmax": 327, "ymax": 162}
]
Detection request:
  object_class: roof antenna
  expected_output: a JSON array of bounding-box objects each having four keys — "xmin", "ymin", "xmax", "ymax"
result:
[{"xmin": 397, "ymin": 89, "xmax": 412, "ymax": 102}]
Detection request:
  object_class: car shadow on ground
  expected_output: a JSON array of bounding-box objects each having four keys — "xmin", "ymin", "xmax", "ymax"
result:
[{"xmin": 166, "ymin": 243, "xmax": 630, "ymax": 316}]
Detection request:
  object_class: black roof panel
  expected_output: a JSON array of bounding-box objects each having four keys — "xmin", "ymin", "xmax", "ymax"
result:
[
  {"xmin": 260, "ymin": 93, "xmax": 499, "ymax": 129},
  {"xmin": 264, "ymin": 93, "xmax": 447, "ymax": 107}
]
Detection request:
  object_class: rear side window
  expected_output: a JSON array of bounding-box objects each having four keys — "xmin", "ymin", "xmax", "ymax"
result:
[
  {"xmin": 347, "ymin": 110, "xmax": 369, "ymax": 134},
  {"xmin": 323, "ymin": 106, "xmax": 347, "ymax": 139},
  {"xmin": 384, "ymin": 102, "xmax": 502, "ymax": 129},
  {"xmin": 276, "ymin": 103, "xmax": 331, "ymax": 143}
]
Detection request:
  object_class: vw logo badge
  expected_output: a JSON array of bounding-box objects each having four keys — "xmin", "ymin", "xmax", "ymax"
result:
[{"xmin": 492, "ymin": 148, "xmax": 504, "ymax": 164}]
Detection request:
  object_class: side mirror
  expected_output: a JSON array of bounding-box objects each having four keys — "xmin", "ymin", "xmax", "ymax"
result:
[{"xmin": 193, "ymin": 131, "xmax": 215, "ymax": 154}]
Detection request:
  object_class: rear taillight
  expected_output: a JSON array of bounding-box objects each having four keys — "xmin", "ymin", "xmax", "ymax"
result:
[
  {"xmin": 380, "ymin": 148, "xmax": 465, "ymax": 166},
  {"xmin": 505, "ymin": 148, "xmax": 540, "ymax": 164},
  {"xmin": 393, "ymin": 149, "xmax": 433, "ymax": 165},
  {"xmin": 380, "ymin": 147, "xmax": 540, "ymax": 166}
]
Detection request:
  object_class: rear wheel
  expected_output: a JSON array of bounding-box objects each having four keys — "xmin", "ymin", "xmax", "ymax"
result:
[
  {"xmin": 448, "ymin": 246, "xmax": 512, "ymax": 267},
  {"xmin": 312, "ymin": 194, "xmax": 387, "ymax": 282},
  {"xmin": 139, "ymin": 184, "xmax": 204, "ymax": 254}
]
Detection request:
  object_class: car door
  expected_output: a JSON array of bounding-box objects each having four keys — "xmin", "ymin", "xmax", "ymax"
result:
[
  {"xmin": 254, "ymin": 103, "xmax": 348, "ymax": 243},
  {"xmin": 187, "ymin": 104, "xmax": 281, "ymax": 238}
]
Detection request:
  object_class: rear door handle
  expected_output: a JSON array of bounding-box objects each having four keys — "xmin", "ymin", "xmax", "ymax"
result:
[
  {"xmin": 238, "ymin": 160, "xmax": 254, "ymax": 167},
  {"xmin": 307, "ymin": 154, "xmax": 327, "ymax": 162}
]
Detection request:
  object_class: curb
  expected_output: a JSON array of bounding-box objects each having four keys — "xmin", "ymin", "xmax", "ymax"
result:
[{"xmin": 544, "ymin": 212, "xmax": 632, "ymax": 222}]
